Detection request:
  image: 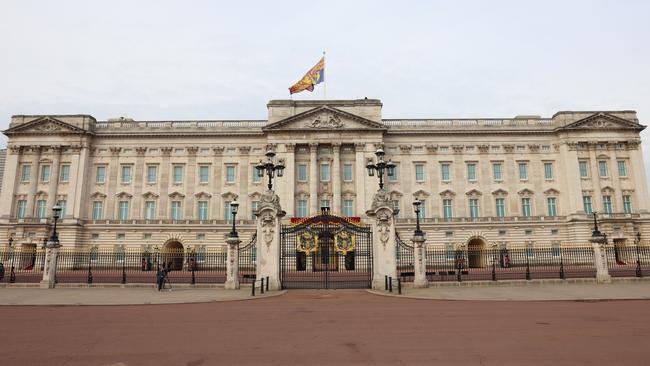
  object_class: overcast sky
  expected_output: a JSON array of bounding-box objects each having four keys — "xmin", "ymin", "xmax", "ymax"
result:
[{"xmin": 2, "ymin": 1, "xmax": 650, "ymax": 181}]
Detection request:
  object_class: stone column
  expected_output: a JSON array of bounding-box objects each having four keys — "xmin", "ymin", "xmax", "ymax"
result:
[
  {"xmin": 559, "ymin": 142, "xmax": 583, "ymax": 215},
  {"xmin": 71, "ymin": 144, "xmax": 90, "ymax": 220},
  {"xmin": 158, "ymin": 147, "xmax": 172, "ymax": 218},
  {"xmin": 106, "ymin": 147, "xmax": 121, "ymax": 220},
  {"xmin": 46, "ymin": 146, "xmax": 62, "ymax": 214},
  {"xmin": 212, "ymin": 146, "xmax": 225, "ymax": 220},
  {"xmin": 255, "ymin": 190, "xmax": 286, "ymax": 290},
  {"xmin": 283, "ymin": 143, "xmax": 296, "ymax": 216},
  {"xmin": 628, "ymin": 142, "xmax": 649, "ymax": 213},
  {"xmin": 412, "ymin": 233, "xmax": 428, "ymax": 288},
  {"xmin": 237, "ymin": 146, "xmax": 251, "ymax": 219},
  {"xmin": 309, "ymin": 143, "xmax": 318, "ymax": 215},
  {"xmin": 25, "ymin": 146, "xmax": 42, "ymax": 218},
  {"xmin": 40, "ymin": 239, "xmax": 60, "ymax": 289},
  {"xmin": 588, "ymin": 144, "xmax": 604, "ymax": 211},
  {"xmin": 0, "ymin": 145, "xmax": 21, "ymax": 218},
  {"xmin": 185, "ymin": 147, "xmax": 198, "ymax": 219},
  {"xmin": 225, "ymin": 236, "xmax": 241, "ymax": 290},
  {"xmin": 354, "ymin": 142, "xmax": 367, "ymax": 216},
  {"xmin": 332, "ymin": 143, "xmax": 341, "ymax": 214},
  {"xmin": 591, "ymin": 240, "xmax": 611, "ymax": 284},
  {"xmin": 366, "ymin": 189, "xmax": 396, "ymax": 289},
  {"xmin": 132, "ymin": 147, "xmax": 147, "ymax": 218}
]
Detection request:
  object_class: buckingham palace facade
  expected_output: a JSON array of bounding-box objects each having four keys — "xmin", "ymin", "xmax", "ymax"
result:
[{"xmin": 1, "ymin": 99, "xmax": 648, "ymax": 253}]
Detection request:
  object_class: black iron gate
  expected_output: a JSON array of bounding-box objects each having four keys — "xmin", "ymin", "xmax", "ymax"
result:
[
  {"xmin": 396, "ymin": 232, "xmax": 415, "ymax": 282},
  {"xmin": 280, "ymin": 213, "xmax": 372, "ymax": 289},
  {"xmin": 239, "ymin": 233, "xmax": 257, "ymax": 284}
]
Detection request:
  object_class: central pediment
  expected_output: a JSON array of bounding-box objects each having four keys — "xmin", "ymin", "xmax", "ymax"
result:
[
  {"xmin": 4, "ymin": 116, "xmax": 90, "ymax": 135},
  {"xmin": 262, "ymin": 106, "xmax": 387, "ymax": 132}
]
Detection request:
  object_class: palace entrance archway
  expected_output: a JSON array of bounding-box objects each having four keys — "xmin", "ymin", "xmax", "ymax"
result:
[
  {"xmin": 280, "ymin": 213, "xmax": 372, "ymax": 289},
  {"xmin": 467, "ymin": 238, "xmax": 487, "ymax": 268},
  {"xmin": 162, "ymin": 241, "xmax": 184, "ymax": 270}
]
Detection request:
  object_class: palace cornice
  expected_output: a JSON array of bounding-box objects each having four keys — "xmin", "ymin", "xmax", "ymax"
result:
[
  {"xmin": 385, "ymin": 129, "xmax": 556, "ymax": 136},
  {"xmin": 94, "ymin": 131, "xmax": 265, "ymax": 138}
]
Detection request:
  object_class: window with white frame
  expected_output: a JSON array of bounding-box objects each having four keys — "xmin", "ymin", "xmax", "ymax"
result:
[
  {"xmin": 296, "ymin": 199, "xmax": 307, "ymax": 218},
  {"xmin": 598, "ymin": 161, "xmax": 608, "ymax": 177},
  {"xmin": 320, "ymin": 163, "xmax": 330, "ymax": 182},
  {"xmin": 36, "ymin": 199, "xmax": 47, "ymax": 218},
  {"xmin": 121, "ymin": 165, "xmax": 132, "ymax": 183},
  {"xmin": 118, "ymin": 201, "xmax": 129, "ymax": 220},
  {"xmin": 251, "ymin": 201, "xmax": 259, "ymax": 219},
  {"xmin": 145, "ymin": 201, "xmax": 156, "ymax": 220},
  {"xmin": 60, "ymin": 164, "xmax": 70, "ymax": 183},
  {"xmin": 199, "ymin": 166, "xmax": 209, "ymax": 183},
  {"xmin": 602, "ymin": 195, "xmax": 613, "ymax": 213},
  {"xmin": 225, "ymin": 166, "xmax": 236, "ymax": 183},
  {"xmin": 343, "ymin": 164, "xmax": 353, "ymax": 182},
  {"xmin": 197, "ymin": 201, "xmax": 209, "ymax": 220},
  {"xmin": 343, "ymin": 199, "xmax": 353, "ymax": 217},
  {"xmin": 391, "ymin": 200, "xmax": 400, "ymax": 217},
  {"xmin": 16, "ymin": 200, "xmax": 27, "ymax": 219},
  {"xmin": 617, "ymin": 160, "xmax": 627, "ymax": 177},
  {"xmin": 544, "ymin": 162, "xmax": 553, "ymax": 180},
  {"xmin": 223, "ymin": 201, "xmax": 233, "ymax": 220},
  {"xmin": 252, "ymin": 166, "xmax": 261, "ymax": 183},
  {"xmin": 547, "ymin": 197, "xmax": 557, "ymax": 217},
  {"xmin": 21, "ymin": 165, "xmax": 31, "ymax": 182},
  {"xmin": 518, "ymin": 163, "xmax": 528, "ymax": 180},
  {"xmin": 320, "ymin": 199, "xmax": 330, "ymax": 209},
  {"xmin": 492, "ymin": 163, "xmax": 502, "ymax": 181},
  {"xmin": 469, "ymin": 198, "xmax": 479, "ymax": 218},
  {"xmin": 147, "ymin": 165, "xmax": 157, "ymax": 184},
  {"xmin": 417, "ymin": 199, "xmax": 426, "ymax": 218},
  {"xmin": 40, "ymin": 165, "xmax": 50, "ymax": 182},
  {"xmin": 622, "ymin": 195, "xmax": 632, "ymax": 214},
  {"xmin": 583, "ymin": 196, "xmax": 592, "ymax": 214},
  {"xmin": 92, "ymin": 201, "xmax": 103, "ymax": 220},
  {"xmin": 467, "ymin": 163, "xmax": 477, "ymax": 182},
  {"xmin": 579, "ymin": 161, "xmax": 589, "ymax": 178},
  {"xmin": 521, "ymin": 198, "xmax": 531, "ymax": 217},
  {"xmin": 443, "ymin": 199, "xmax": 453, "ymax": 219},
  {"xmin": 171, "ymin": 201, "xmax": 182, "ymax": 220},
  {"xmin": 96, "ymin": 166, "xmax": 106, "ymax": 183},
  {"xmin": 297, "ymin": 164, "xmax": 307, "ymax": 182},
  {"xmin": 414, "ymin": 164, "xmax": 424, "ymax": 182},
  {"xmin": 173, "ymin": 165, "xmax": 184, "ymax": 184},
  {"xmin": 441, "ymin": 163, "xmax": 450, "ymax": 182},
  {"xmin": 57, "ymin": 199, "xmax": 67, "ymax": 218},
  {"xmin": 388, "ymin": 164, "xmax": 398, "ymax": 182},
  {"xmin": 495, "ymin": 198, "xmax": 505, "ymax": 217}
]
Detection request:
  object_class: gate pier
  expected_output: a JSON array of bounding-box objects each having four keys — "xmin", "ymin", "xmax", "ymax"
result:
[
  {"xmin": 255, "ymin": 190, "xmax": 285, "ymax": 291},
  {"xmin": 367, "ymin": 189, "xmax": 397, "ymax": 290}
]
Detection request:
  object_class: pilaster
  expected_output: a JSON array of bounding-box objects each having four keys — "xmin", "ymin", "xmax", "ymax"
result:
[
  {"xmin": 332, "ymin": 143, "xmax": 341, "ymax": 214},
  {"xmin": 0, "ymin": 145, "xmax": 21, "ymax": 218},
  {"xmin": 354, "ymin": 142, "xmax": 367, "ymax": 217},
  {"xmin": 25, "ymin": 146, "xmax": 42, "ymax": 218},
  {"xmin": 366, "ymin": 188, "xmax": 396, "ymax": 289},
  {"xmin": 309, "ymin": 143, "xmax": 318, "ymax": 215}
]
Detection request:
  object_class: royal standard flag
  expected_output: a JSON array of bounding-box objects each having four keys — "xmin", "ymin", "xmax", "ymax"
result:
[{"xmin": 289, "ymin": 57, "xmax": 325, "ymax": 95}]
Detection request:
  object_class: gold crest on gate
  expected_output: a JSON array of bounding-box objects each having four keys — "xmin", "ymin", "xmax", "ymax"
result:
[
  {"xmin": 296, "ymin": 231, "xmax": 319, "ymax": 255},
  {"xmin": 334, "ymin": 231, "xmax": 356, "ymax": 254}
]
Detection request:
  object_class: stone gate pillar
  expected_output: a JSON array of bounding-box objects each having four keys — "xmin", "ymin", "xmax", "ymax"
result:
[
  {"xmin": 255, "ymin": 190, "xmax": 286, "ymax": 291},
  {"xmin": 366, "ymin": 189, "xmax": 397, "ymax": 290},
  {"xmin": 225, "ymin": 236, "xmax": 241, "ymax": 290},
  {"xmin": 40, "ymin": 239, "xmax": 60, "ymax": 289},
  {"xmin": 412, "ymin": 233, "xmax": 428, "ymax": 288},
  {"xmin": 591, "ymin": 241, "xmax": 612, "ymax": 284}
]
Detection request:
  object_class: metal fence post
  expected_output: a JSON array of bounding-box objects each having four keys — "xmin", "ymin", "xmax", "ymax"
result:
[
  {"xmin": 525, "ymin": 257, "xmax": 531, "ymax": 280},
  {"xmin": 397, "ymin": 278, "xmax": 402, "ymax": 295},
  {"xmin": 252, "ymin": 281, "xmax": 256, "ymax": 296},
  {"xmin": 385, "ymin": 275, "xmax": 388, "ymax": 290},
  {"xmin": 559, "ymin": 249, "xmax": 565, "ymax": 280},
  {"xmin": 491, "ymin": 259, "xmax": 496, "ymax": 281},
  {"xmin": 121, "ymin": 260, "xmax": 126, "ymax": 284},
  {"xmin": 260, "ymin": 278, "xmax": 265, "ymax": 294},
  {"xmin": 191, "ymin": 266, "xmax": 195, "ymax": 285},
  {"xmin": 266, "ymin": 276, "xmax": 269, "ymax": 292},
  {"xmin": 389, "ymin": 276, "xmax": 393, "ymax": 292},
  {"xmin": 636, "ymin": 244, "xmax": 643, "ymax": 278}
]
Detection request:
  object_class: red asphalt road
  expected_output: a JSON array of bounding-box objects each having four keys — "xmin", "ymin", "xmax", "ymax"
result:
[{"xmin": 1, "ymin": 290, "xmax": 649, "ymax": 366}]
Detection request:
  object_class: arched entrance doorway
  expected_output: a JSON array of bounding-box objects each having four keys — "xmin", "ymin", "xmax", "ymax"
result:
[
  {"xmin": 162, "ymin": 241, "xmax": 184, "ymax": 270},
  {"xmin": 467, "ymin": 238, "xmax": 486, "ymax": 268}
]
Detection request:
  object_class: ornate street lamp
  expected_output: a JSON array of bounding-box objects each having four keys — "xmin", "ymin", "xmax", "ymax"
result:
[
  {"xmin": 366, "ymin": 148, "xmax": 396, "ymax": 190},
  {"xmin": 229, "ymin": 201, "xmax": 239, "ymax": 238},
  {"xmin": 412, "ymin": 199, "xmax": 424, "ymax": 236},
  {"xmin": 47, "ymin": 205, "xmax": 62, "ymax": 248},
  {"xmin": 590, "ymin": 212, "xmax": 608, "ymax": 245},
  {"xmin": 256, "ymin": 150, "xmax": 285, "ymax": 191}
]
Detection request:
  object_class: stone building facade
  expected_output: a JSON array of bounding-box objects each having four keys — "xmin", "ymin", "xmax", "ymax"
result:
[{"xmin": 1, "ymin": 99, "xmax": 648, "ymax": 254}]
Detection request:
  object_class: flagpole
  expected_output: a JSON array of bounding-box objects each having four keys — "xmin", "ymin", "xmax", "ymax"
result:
[{"xmin": 323, "ymin": 51, "xmax": 327, "ymax": 100}]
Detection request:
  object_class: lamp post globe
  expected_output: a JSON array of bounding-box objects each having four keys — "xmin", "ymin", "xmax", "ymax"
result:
[
  {"xmin": 367, "ymin": 148, "xmax": 396, "ymax": 190},
  {"xmin": 47, "ymin": 204, "xmax": 63, "ymax": 247},
  {"xmin": 256, "ymin": 150, "xmax": 285, "ymax": 191}
]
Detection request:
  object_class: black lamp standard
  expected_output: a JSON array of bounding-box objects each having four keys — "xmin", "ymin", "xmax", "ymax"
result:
[
  {"xmin": 229, "ymin": 201, "xmax": 239, "ymax": 238},
  {"xmin": 366, "ymin": 148, "xmax": 396, "ymax": 190},
  {"xmin": 590, "ymin": 212, "xmax": 608, "ymax": 246},
  {"xmin": 412, "ymin": 199, "xmax": 424, "ymax": 236},
  {"xmin": 8, "ymin": 236, "xmax": 15, "ymax": 283},
  {"xmin": 256, "ymin": 150, "xmax": 285, "ymax": 191},
  {"xmin": 48, "ymin": 205, "xmax": 62, "ymax": 247}
]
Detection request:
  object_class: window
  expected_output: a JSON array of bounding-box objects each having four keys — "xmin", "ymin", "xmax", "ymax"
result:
[
  {"xmin": 60, "ymin": 164, "xmax": 70, "ymax": 182},
  {"xmin": 296, "ymin": 199, "xmax": 308, "ymax": 218},
  {"xmin": 96, "ymin": 166, "xmax": 106, "ymax": 183},
  {"xmin": 16, "ymin": 200, "xmax": 27, "ymax": 219},
  {"xmin": 598, "ymin": 161, "xmax": 608, "ymax": 177},
  {"xmin": 320, "ymin": 164, "xmax": 330, "ymax": 182},
  {"xmin": 343, "ymin": 199, "xmax": 353, "ymax": 217},
  {"xmin": 199, "ymin": 166, "xmax": 209, "ymax": 183},
  {"xmin": 252, "ymin": 166, "xmax": 261, "ymax": 183},
  {"xmin": 443, "ymin": 199, "xmax": 453, "ymax": 219},
  {"xmin": 551, "ymin": 229, "xmax": 559, "ymax": 235},
  {"xmin": 251, "ymin": 201, "xmax": 259, "ymax": 219},
  {"xmin": 445, "ymin": 243, "xmax": 454, "ymax": 260},
  {"xmin": 547, "ymin": 197, "xmax": 557, "ymax": 217},
  {"xmin": 466, "ymin": 163, "xmax": 477, "ymax": 182},
  {"xmin": 40, "ymin": 165, "xmax": 50, "ymax": 182},
  {"xmin": 552, "ymin": 242, "xmax": 561, "ymax": 257},
  {"xmin": 445, "ymin": 231, "xmax": 454, "ymax": 237},
  {"xmin": 171, "ymin": 201, "xmax": 182, "ymax": 220},
  {"xmin": 143, "ymin": 233, "xmax": 152, "ymax": 239},
  {"xmin": 579, "ymin": 161, "xmax": 589, "ymax": 178},
  {"xmin": 320, "ymin": 199, "xmax": 330, "ymax": 209},
  {"xmin": 617, "ymin": 161, "xmax": 627, "ymax": 177},
  {"xmin": 297, "ymin": 164, "xmax": 308, "ymax": 182},
  {"xmin": 115, "ymin": 246, "xmax": 125, "ymax": 262},
  {"xmin": 469, "ymin": 198, "xmax": 479, "ymax": 218},
  {"xmin": 343, "ymin": 164, "xmax": 353, "ymax": 182},
  {"xmin": 414, "ymin": 164, "xmax": 424, "ymax": 182},
  {"xmin": 173, "ymin": 165, "xmax": 184, "ymax": 184},
  {"xmin": 196, "ymin": 233, "xmax": 205, "ymax": 240},
  {"xmin": 145, "ymin": 201, "xmax": 156, "ymax": 220},
  {"xmin": 495, "ymin": 198, "xmax": 505, "ymax": 217},
  {"xmin": 518, "ymin": 163, "xmax": 528, "ymax": 180},
  {"xmin": 544, "ymin": 162, "xmax": 553, "ymax": 180},
  {"xmin": 498, "ymin": 230, "xmax": 506, "ymax": 236},
  {"xmin": 91, "ymin": 233, "xmax": 100, "ymax": 240},
  {"xmin": 492, "ymin": 163, "xmax": 502, "ymax": 181},
  {"xmin": 525, "ymin": 230, "xmax": 533, "ymax": 236},
  {"xmin": 118, "ymin": 201, "xmax": 129, "ymax": 220},
  {"xmin": 225, "ymin": 166, "xmax": 236, "ymax": 183},
  {"xmin": 623, "ymin": 195, "xmax": 632, "ymax": 214},
  {"xmin": 146, "ymin": 165, "xmax": 157, "ymax": 184},
  {"xmin": 223, "ymin": 201, "xmax": 233, "ymax": 221},
  {"xmin": 521, "ymin": 198, "xmax": 531, "ymax": 217},
  {"xmin": 417, "ymin": 199, "xmax": 426, "ymax": 219},
  {"xmin": 526, "ymin": 243, "xmax": 534, "ymax": 257},
  {"xmin": 21, "ymin": 165, "xmax": 31, "ymax": 182},
  {"xmin": 388, "ymin": 165, "xmax": 398, "ymax": 182},
  {"xmin": 583, "ymin": 196, "xmax": 592, "ymax": 214},
  {"xmin": 197, "ymin": 201, "xmax": 209, "ymax": 220},
  {"xmin": 92, "ymin": 201, "xmax": 103, "ymax": 220},
  {"xmin": 603, "ymin": 195, "xmax": 613, "ymax": 214},
  {"xmin": 57, "ymin": 200, "xmax": 67, "ymax": 218},
  {"xmin": 36, "ymin": 200, "xmax": 47, "ymax": 218},
  {"xmin": 121, "ymin": 165, "xmax": 132, "ymax": 183},
  {"xmin": 391, "ymin": 200, "xmax": 400, "ymax": 217},
  {"xmin": 441, "ymin": 163, "xmax": 450, "ymax": 182}
]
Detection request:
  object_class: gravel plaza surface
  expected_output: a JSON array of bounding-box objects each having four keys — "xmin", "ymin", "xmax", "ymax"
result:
[{"xmin": 2, "ymin": 286, "xmax": 650, "ymax": 365}]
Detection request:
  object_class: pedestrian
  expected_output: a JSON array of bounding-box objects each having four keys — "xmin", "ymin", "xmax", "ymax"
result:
[
  {"xmin": 156, "ymin": 264, "xmax": 163, "ymax": 291},
  {"xmin": 0, "ymin": 262, "xmax": 4, "ymax": 281}
]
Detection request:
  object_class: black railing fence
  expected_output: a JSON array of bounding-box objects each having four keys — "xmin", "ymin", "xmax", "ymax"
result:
[
  {"xmin": 606, "ymin": 244, "xmax": 650, "ymax": 278},
  {"xmin": 239, "ymin": 233, "xmax": 257, "ymax": 284},
  {"xmin": 396, "ymin": 233, "xmax": 415, "ymax": 282},
  {"xmin": 0, "ymin": 249, "xmax": 45, "ymax": 284}
]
